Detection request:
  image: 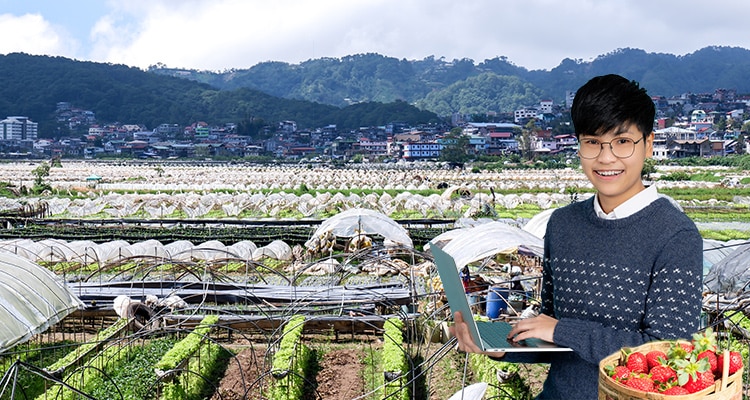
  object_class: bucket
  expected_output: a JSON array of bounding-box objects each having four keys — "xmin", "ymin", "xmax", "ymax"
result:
[
  {"xmin": 486, "ymin": 287, "xmax": 509, "ymax": 318},
  {"xmin": 598, "ymin": 341, "xmax": 743, "ymax": 400}
]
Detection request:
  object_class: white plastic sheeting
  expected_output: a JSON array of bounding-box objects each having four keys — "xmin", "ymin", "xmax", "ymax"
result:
[
  {"xmin": 521, "ymin": 208, "xmax": 556, "ymax": 239},
  {"xmin": 226, "ymin": 241, "xmax": 257, "ymax": 260},
  {"xmin": 0, "ymin": 251, "xmax": 84, "ymax": 353},
  {"xmin": 428, "ymin": 220, "xmax": 544, "ymax": 270},
  {"xmin": 253, "ymin": 240, "xmax": 292, "ymax": 261},
  {"xmin": 193, "ymin": 240, "xmax": 228, "ymax": 261},
  {"xmin": 98, "ymin": 240, "xmax": 134, "ymax": 263},
  {"xmin": 125, "ymin": 239, "xmax": 169, "ymax": 260},
  {"xmin": 312, "ymin": 208, "xmax": 413, "ymax": 248},
  {"xmin": 0, "ymin": 238, "xmax": 298, "ymax": 265},
  {"xmin": 704, "ymin": 241, "xmax": 750, "ymax": 294},
  {"xmin": 164, "ymin": 240, "xmax": 196, "ymax": 262},
  {"xmin": 0, "ymin": 239, "xmax": 44, "ymax": 261}
]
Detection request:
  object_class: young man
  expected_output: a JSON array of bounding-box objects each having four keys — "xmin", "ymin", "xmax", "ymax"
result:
[{"xmin": 450, "ymin": 74, "xmax": 703, "ymax": 399}]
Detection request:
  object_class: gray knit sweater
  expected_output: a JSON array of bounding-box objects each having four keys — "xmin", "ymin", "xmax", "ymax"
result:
[{"xmin": 503, "ymin": 196, "xmax": 703, "ymax": 399}]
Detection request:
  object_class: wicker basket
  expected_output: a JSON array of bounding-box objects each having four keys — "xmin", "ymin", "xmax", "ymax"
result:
[{"xmin": 598, "ymin": 341, "xmax": 744, "ymax": 400}]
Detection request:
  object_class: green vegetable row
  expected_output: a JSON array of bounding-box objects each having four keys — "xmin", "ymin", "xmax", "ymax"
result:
[
  {"xmin": 270, "ymin": 314, "xmax": 311, "ymax": 400},
  {"xmin": 381, "ymin": 317, "xmax": 410, "ymax": 400},
  {"xmin": 154, "ymin": 315, "xmax": 219, "ymax": 372}
]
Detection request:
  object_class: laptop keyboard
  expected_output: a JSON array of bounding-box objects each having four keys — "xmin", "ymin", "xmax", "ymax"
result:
[{"xmin": 476, "ymin": 321, "xmax": 513, "ymax": 348}]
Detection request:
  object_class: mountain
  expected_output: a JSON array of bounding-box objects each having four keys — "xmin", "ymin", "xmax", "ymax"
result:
[
  {"xmin": 2, "ymin": 47, "xmax": 750, "ymax": 139},
  {"xmin": 151, "ymin": 46, "xmax": 750, "ymax": 113},
  {"xmin": 0, "ymin": 53, "xmax": 440, "ymax": 138}
]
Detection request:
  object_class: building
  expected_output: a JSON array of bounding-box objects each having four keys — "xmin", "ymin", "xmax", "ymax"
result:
[
  {"xmin": 514, "ymin": 107, "xmax": 540, "ymax": 123},
  {"xmin": 402, "ymin": 142, "xmax": 442, "ymax": 160},
  {"xmin": 1, "ymin": 116, "xmax": 38, "ymax": 141},
  {"xmin": 354, "ymin": 138, "xmax": 388, "ymax": 159}
]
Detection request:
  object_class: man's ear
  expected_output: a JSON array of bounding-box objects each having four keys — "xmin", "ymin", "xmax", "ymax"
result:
[{"xmin": 645, "ymin": 132, "xmax": 655, "ymax": 159}]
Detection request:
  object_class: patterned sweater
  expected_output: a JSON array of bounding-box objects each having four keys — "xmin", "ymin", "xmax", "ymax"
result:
[{"xmin": 504, "ymin": 196, "xmax": 703, "ymax": 399}]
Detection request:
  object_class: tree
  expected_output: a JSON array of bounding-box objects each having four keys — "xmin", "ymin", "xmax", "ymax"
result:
[
  {"xmin": 641, "ymin": 158, "xmax": 657, "ymax": 180},
  {"xmin": 517, "ymin": 120, "xmax": 538, "ymax": 161},
  {"xmin": 715, "ymin": 115, "xmax": 727, "ymax": 133},
  {"xmin": 736, "ymin": 133, "xmax": 746, "ymax": 155},
  {"xmin": 31, "ymin": 162, "xmax": 51, "ymax": 194},
  {"xmin": 439, "ymin": 129, "xmax": 469, "ymax": 164}
]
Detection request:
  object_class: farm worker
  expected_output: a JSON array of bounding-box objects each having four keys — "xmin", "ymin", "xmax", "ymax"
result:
[{"xmin": 450, "ymin": 74, "xmax": 703, "ymax": 399}]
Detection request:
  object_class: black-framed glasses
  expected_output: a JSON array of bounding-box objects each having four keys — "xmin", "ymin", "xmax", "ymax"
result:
[{"xmin": 577, "ymin": 137, "xmax": 644, "ymax": 159}]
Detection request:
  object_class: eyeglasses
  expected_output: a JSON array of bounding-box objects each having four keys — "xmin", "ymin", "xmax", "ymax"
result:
[{"xmin": 577, "ymin": 137, "xmax": 644, "ymax": 159}]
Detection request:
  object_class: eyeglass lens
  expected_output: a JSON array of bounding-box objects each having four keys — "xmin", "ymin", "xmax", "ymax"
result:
[{"xmin": 579, "ymin": 138, "xmax": 636, "ymax": 159}]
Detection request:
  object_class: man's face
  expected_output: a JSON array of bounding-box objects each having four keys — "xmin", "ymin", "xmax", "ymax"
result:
[{"xmin": 577, "ymin": 124, "xmax": 654, "ymax": 213}]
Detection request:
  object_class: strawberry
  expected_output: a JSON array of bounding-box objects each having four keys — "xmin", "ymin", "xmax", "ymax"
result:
[
  {"xmin": 681, "ymin": 370, "xmax": 714, "ymax": 393},
  {"xmin": 697, "ymin": 349, "xmax": 718, "ymax": 374},
  {"xmin": 673, "ymin": 353, "xmax": 712, "ymax": 392},
  {"xmin": 718, "ymin": 351, "xmax": 744, "ymax": 375},
  {"xmin": 650, "ymin": 364, "xmax": 677, "ymax": 385},
  {"xmin": 646, "ymin": 350, "xmax": 667, "ymax": 369},
  {"xmin": 625, "ymin": 351, "xmax": 649, "ymax": 374},
  {"xmin": 605, "ymin": 365, "xmax": 630, "ymax": 382},
  {"xmin": 692, "ymin": 328, "xmax": 719, "ymax": 373},
  {"xmin": 660, "ymin": 385, "xmax": 690, "ymax": 395},
  {"xmin": 624, "ymin": 373, "xmax": 655, "ymax": 392},
  {"xmin": 667, "ymin": 341, "xmax": 693, "ymax": 361},
  {"xmin": 679, "ymin": 342, "xmax": 694, "ymax": 354}
]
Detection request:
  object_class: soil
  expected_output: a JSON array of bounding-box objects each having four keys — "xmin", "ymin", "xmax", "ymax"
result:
[
  {"xmin": 211, "ymin": 345, "xmax": 367, "ymax": 400},
  {"xmin": 211, "ymin": 346, "xmax": 270, "ymax": 400},
  {"xmin": 312, "ymin": 348, "xmax": 366, "ymax": 400}
]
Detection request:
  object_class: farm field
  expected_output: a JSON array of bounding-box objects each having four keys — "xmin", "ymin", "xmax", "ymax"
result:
[{"xmin": 1, "ymin": 160, "xmax": 749, "ymax": 399}]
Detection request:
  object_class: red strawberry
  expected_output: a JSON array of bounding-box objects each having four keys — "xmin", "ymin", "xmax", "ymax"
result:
[
  {"xmin": 650, "ymin": 364, "xmax": 677, "ymax": 385},
  {"xmin": 682, "ymin": 370, "xmax": 714, "ymax": 393},
  {"xmin": 624, "ymin": 374, "xmax": 655, "ymax": 392},
  {"xmin": 697, "ymin": 350, "xmax": 719, "ymax": 374},
  {"xmin": 718, "ymin": 351, "xmax": 744, "ymax": 375},
  {"xmin": 679, "ymin": 342, "xmax": 695, "ymax": 354},
  {"xmin": 668, "ymin": 341, "xmax": 693, "ymax": 361},
  {"xmin": 626, "ymin": 351, "xmax": 649, "ymax": 374},
  {"xmin": 646, "ymin": 350, "xmax": 667, "ymax": 369},
  {"xmin": 674, "ymin": 353, "xmax": 712, "ymax": 392},
  {"xmin": 660, "ymin": 385, "xmax": 690, "ymax": 395},
  {"xmin": 605, "ymin": 365, "xmax": 630, "ymax": 382}
]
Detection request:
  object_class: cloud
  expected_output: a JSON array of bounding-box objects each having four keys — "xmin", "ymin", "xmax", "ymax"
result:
[
  {"xmin": 4, "ymin": 0, "xmax": 750, "ymax": 72},
  {"xmin": 91, "ymin": 0, "xmax": 397, "ymax": 70},
  {"xmin": 0, "ymin": 13, "xmax": 79, "ymax": 56}
]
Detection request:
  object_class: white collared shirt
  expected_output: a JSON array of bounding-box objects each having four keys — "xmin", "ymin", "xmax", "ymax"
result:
[{"xmin": 594, "ymin": 185, "xmax": 659, "ymax": 220}]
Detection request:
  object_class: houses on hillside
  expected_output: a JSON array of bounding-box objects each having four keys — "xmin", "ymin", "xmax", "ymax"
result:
[{"xmin": 1, "ymin": 86, "xmax": 748, "ymax": 161}]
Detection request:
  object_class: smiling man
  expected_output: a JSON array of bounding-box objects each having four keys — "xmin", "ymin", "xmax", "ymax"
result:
[{"xmin": 450, "ymin": 74, "xmax": 704, "ymax": 399}]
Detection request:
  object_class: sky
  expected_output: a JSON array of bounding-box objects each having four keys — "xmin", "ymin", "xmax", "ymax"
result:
[{"xmin": 1, "ymin": 0, "xmax": 750, "ymax": 72}]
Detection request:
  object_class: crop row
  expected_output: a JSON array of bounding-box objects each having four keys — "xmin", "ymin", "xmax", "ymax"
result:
[{"xmin": 0, "ymin": 316, "xmax": 413, "ymax": 399}]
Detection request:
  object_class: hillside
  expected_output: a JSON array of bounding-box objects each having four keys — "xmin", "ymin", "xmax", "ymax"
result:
[
  {"xmin": 0, "ymin": 53, "xmax": 440, "ymax": 137},
  {"xmin": 151, "ymin": 46, "xmax": 750, "ymax": 113},
  {"xmin": 2, "ymin": 47, "xmax": 750, "ymax": 138}
]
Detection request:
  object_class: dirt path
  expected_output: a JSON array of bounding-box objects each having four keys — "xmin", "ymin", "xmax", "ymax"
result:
[
  {"xmin": 211, "ymin": 346, "xmax": 269, "ymax": 400},
  {"xmin": 312, "ymin": 348, "xmax": 366, "ymax": 400},
  {"xmin": 211, "ymin": 345, "xmax": 366, "ymax": 400}
]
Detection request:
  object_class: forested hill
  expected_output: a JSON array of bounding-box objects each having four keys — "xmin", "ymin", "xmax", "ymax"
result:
[
  {"xmin": 0, "ymin": 53, "xmax": 440, "ymax": 137},
  {"xmin": 150, "ymin": 46, "xmax": 750, "ymax": 115},
  {"xmin": 3, "ymin": 47, "xmax": 750, "ymax": 138}
]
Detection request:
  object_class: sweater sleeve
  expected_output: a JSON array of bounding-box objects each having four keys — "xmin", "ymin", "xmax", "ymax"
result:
[
  {"xmin": 501, "ymin": 221, "xmax": 559, "ymax": 365},
  {"xmin": 552, "ymin": 224, "xmax": 703, "ymax": 365}
]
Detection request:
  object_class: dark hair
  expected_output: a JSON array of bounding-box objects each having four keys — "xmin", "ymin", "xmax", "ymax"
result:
[{"xmin": 570, "ymin": 74, "xmax": 655, "ymax": 139}]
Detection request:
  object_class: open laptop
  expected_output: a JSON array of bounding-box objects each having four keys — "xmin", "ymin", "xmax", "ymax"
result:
[{"xmin": 430, "ymin": 244, "xmax": 572, "ymax": 352}]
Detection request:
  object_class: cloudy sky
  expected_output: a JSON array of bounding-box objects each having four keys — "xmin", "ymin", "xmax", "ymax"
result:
[{"xmin": 1, "ymin": 0, "xmax": 749, "ymax": 72}]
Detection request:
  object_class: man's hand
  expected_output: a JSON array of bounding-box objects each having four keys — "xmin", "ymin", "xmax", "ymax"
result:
[
  {"xmin": 448, "ymin": 311, "xmax": 506, "ymax": 358},
  {"xmin": 507, "ymin": 313, "xmax": 558, "ymax": 343}
]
